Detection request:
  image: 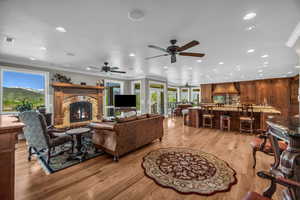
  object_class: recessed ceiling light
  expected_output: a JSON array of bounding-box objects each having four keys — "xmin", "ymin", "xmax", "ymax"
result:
[
  {"xmin": 261, "ymin": 54, "xmax": 269, "ymax": 58},
  {"xmin": 197, "ymin": 59, "xmax": 202, "ymax": 63},
  {"xmin": 66, "ymin": 52, "xmax": 75, "ymax": 56},
  {"xmin": 163, "ymin": 66, "xmax": 168, "ymax": 69},
  {"xmin": 247, "ymin": 49, "xmax": 255, "ymax": 53},
  {"xmin": 40, "ymin": 46, "xmax": 47, "ymax": 50},
  {"xmin": 243, "ymin": 12, "xmax": 257, "ymax": 20},
  {"xmin": 258, "ymin": 69, "xmax": 263, "ymax": 73},
  {"xmin": 219, "ymin": 62, "xmax": 224, "ymax": 65},
  {"xmin": 295, "ymin": 65, "xmax": 300, "ymax": 69},
  {"xmin": 29, "ymin": 57, "xmax": 36, "ymax": 60},
  {"xmin": 129, "ymin": 53, "xmax": 135, "ymax": 57},
  {"xmin": 246, "ymin": 25, "xmax": 256, "ymax": 31},
  {"xmin": 55, "ymin": 26, "xmax": 66, "ymax": 32},
  {"xmin": 86, "ymin": 67, "xmax": 91, "ymax": 70},
  {"xmin": 128, "ymin": 9, "xmax": 145, "ymax": 22}
]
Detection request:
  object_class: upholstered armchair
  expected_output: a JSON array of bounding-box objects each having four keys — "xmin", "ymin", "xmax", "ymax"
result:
[{"xmin": 19, "ymin": 111, "xmax": 74, "ymax": 164}]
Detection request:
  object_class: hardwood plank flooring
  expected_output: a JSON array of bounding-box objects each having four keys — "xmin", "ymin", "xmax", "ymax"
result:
[{"xmin": 15, "ymin": 117, "xmax": 282, "ymax": 200}]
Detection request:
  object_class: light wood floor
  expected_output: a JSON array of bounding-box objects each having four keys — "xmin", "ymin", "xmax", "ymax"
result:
[{"xmin": 15, "ymin": 117, "xmax": 283, "ymax": 200}]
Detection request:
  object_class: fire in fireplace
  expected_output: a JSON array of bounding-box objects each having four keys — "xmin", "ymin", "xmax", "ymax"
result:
[{"xmin": 69, "ymin": 101, "xmax": 92, "ymax": 123}]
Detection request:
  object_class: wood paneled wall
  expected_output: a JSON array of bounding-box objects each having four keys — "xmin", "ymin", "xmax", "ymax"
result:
[{"xmin": 200, "ymin": 76, "xmax": 299, "ymax": 117}]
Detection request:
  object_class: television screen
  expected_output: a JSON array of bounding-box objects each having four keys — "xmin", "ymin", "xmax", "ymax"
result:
[{"xmin": 114, "ymin": 95, "xmax": 136, "ymax": 107}]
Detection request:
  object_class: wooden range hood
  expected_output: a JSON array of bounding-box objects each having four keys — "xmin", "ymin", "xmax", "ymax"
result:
[{"xmin": 213, "ymin": 83, "xmax": 239, "ymax": 95}]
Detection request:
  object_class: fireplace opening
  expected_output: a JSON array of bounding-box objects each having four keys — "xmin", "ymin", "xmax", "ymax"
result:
[{"xmin": 70, "ymin": 101, "xmax": 92, "ymax": 123}]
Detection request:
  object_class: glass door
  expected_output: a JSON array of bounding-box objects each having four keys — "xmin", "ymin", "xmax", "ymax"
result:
[
  {"xmin": 132, "ymin": 81, "xmax": 141, "ymax": 113},
  {"xmin": 149, "ymin": 83, "xmax": 164, "ymax": 115},
  {"xmin": 104, "ymin": 80, "xmax": 123, "ymax": 117},
  {"xmin": 168, "ymin": 87, "xmax": 178, "ymax": 115}
]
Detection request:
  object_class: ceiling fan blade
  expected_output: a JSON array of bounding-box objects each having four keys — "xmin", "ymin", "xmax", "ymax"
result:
[
  {"xmin": 177, "ymin": 40, "xmax": 199, "ymax": 52},
  {"xmin": 110, "ymin": 67, "xmax": 119, "ymax": 70},
  {"xmin": 179, "ymin": 52, "xmax": 205, "ymax": 57},
  {"xmin": 111, "ymin": 70, "xmax": 126, "ymax": 74},
  {"xmin": 145, "ymin": 54, "xmax": 169, "ymax": 60},
  {"xmin": 148, "ymin": 45, "xmax": 168, "ymax": 53},
  {"xmin": 171, "ymin": 55, "xmax": 176, "ymax": 63}
]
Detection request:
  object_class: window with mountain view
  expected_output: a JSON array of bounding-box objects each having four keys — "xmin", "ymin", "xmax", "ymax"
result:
[{"xmin": 1, "ymin": 70, "xmax": 47, "ymax": 112}]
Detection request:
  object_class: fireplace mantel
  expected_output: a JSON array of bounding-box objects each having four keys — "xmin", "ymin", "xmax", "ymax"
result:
[
  {"xmin": 51, "ymin": 82, "xmax": 104, "ymax": 90},
  {"xmin": 52, "ymin": 82, "xmax": 104, "ymax": 128}
]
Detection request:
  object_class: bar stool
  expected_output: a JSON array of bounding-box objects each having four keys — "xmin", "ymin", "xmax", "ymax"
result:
[
  {"xmin": 202, "ymin": 106, "xmax": 214, "ymax": 128},
  {"xmin": 220, "ymin": 114, "xmax": 231, "ymax": 131},
  {"xmin": 238, "ymin": 104, "xmax": 254, "ymax": 133}
]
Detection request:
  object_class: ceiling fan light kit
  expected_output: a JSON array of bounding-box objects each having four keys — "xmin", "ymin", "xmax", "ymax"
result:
[
  {"xmin": 89, "ymin": 62, "xmax": 126, "ymax": 74},
  {"xmin": 146, "ymin": 39, "xmax": 205, "ymax": 63}
]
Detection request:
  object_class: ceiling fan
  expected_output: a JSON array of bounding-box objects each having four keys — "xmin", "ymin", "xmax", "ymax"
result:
[
  {"xmin": 99, "ymin": 62, "xmax": 126, "ymax": 74},
  {"xmin": 146, "ymin": 39, "xmax": 205, "ymax": 63}
]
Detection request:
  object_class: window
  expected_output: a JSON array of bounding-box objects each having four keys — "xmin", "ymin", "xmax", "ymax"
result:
[
  {"xmin": 180, "ymin": 88, "xmax": 189, "ymax": 102},
  {"xmin": 168, "ymin": 87, "xmax": 178, "ymax": 103},
  {"xmin": 0, "ymin": 68, "xmax": 49, "ymax": 113},
  {"xmin": 191, "ymin": 88, "xmax": 200, "ymax": 105}
]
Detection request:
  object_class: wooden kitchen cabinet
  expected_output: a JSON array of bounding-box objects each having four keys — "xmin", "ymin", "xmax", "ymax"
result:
[
  {"xmin": 272, "ymin": 79, "xmax": 290, "ymax": 118},
  {"xmin": 240, "ymin": 81, "xmax": 256, "ymax": 104},
  {"xmin": 255, "ymin": 80, "xmax": 272, "ymax": 105},
  {"xmin": 256, "ymin": 78, "xmax": 290, "ymax": 118},
  {"xmin": 290, "ymin": 77, "xmax": 299, "ymax": 104},
  {"xmin": 201, "ymin": 84, "xmax": 212, "ymax": 103}
]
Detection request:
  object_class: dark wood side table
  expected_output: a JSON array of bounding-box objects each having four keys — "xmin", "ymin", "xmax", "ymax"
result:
[
  {"xmin": 267, "ymin": 116, "xmax": 300, "ymax": 200},
  {"xmin": 66, "ymin": 127, "xmax": 91, "ymax": 160}
]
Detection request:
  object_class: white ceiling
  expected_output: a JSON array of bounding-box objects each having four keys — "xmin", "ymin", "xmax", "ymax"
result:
[{"xmin": 0, "ymin": 0, "xmax": 299, "ymax": 85}]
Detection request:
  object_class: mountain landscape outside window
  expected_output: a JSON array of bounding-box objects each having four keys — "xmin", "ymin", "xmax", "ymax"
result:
[{"xmin": 2, "ymin": 70, "xmax": 46, "ymax": 112}]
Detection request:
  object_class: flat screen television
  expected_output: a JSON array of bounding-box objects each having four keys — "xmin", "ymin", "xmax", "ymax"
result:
[{"xmin": 114, "ymin": 95, "xmax": 136, "ymax": 107}]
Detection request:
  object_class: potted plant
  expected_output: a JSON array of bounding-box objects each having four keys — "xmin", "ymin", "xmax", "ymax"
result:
[{"xmin": 15, "ymin": 99, "xmax": 33, "ymax": 113}]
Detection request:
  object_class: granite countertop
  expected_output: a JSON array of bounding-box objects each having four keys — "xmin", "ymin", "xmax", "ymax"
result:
[
  {"xmin": 188, "ymin": 105, "xmax": 280, "ymax": 114},
  {"xmin": 0, "ymin": 115, "xmax": 25, "ymax": 133},
  {"xmin": 267, "ymin": 116, "xmax": 300, "ymax": 138}
]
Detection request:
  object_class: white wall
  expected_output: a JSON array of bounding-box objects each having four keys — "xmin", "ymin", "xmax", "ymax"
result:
[{"xmin": 0, "ymin": 61, "xmax": 130, "ymax": 113}]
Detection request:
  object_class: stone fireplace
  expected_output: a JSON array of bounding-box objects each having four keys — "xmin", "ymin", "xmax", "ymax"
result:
[{"xmin": 52, "ymin": 82, "xmax": 104, "ymax": 128}]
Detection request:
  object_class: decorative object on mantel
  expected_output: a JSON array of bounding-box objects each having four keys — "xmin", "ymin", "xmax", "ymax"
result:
[
  {"xmin": 96, "ymin": 79, "xmax": 104, "ymax": 87},
  {"xmin": 52, "ymin": 73, "xmax": 72, "ymax": 83},
  {"xmin": 142, "ymin": 147, "xmax": 237, "ymax": 195}
]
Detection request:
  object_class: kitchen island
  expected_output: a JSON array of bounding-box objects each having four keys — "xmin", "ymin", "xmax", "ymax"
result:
[
  {"xmin": 188, "ymin": 105, "xmax": 280, "ymax": 132},
  {"xmin": 0, "ymin": 115, "xmax": 24, "ymax": 200}
]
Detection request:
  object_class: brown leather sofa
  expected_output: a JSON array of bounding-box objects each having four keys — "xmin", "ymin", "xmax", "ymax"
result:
[{"xmin": 89, "ymin": 114, "xmax": 164, "ymax": 161}]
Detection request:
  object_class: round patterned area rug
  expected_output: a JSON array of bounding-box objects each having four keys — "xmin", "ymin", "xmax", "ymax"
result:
[{"xmin": 142, "ymin": 147, "xmax": 237, "ymax": 195}]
